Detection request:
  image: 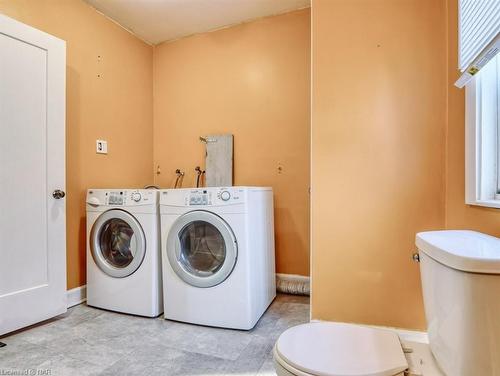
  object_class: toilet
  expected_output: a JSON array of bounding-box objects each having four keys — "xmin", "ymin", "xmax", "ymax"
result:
[{"xmin": 274, "ymin": 230, "xmax": 500, "ymax": 376}]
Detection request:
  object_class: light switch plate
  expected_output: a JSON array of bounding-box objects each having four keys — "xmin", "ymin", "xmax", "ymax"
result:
[{"xmin": 96, "ymin": 140, "xmax": 108, "ymax": 154}]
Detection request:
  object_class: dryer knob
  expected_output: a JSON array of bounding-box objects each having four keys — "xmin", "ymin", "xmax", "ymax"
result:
[
  {"xmin": 131, "ymin": 192, "xmax": 142, "ymax": 202},
  {"xmin": 220, "ymin": 190, "xmax": 231, "ymax": 201}
]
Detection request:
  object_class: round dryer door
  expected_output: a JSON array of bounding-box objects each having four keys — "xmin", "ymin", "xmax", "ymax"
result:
[
  {"xmin": 90, "ymin": 209, "xmax": 146, "ymax": 278},
  {"xmin": 167, "ymin": 210, "xmax": 237, "ymax": 288}
]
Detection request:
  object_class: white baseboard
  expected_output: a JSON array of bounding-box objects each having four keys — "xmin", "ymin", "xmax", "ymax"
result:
[
  {"xmin": 391, "ymin": 327, "xmax": 429, "ymax": 344},
  {"xmin": 311, "ymin": 319, "xmax": 428, "ymax": 344},
  {"xmin": 67, "ymin": 285, "xmax": 87, "ymax": 308},
  {"xmin": 276, "ymin": 273, "xmax": 310, "ymax": 296}
]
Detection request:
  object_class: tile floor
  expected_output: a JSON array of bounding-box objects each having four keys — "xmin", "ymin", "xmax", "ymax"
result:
[{"xmin": 0, "ymin": 294, "xmax": 309, "ymax": 376}]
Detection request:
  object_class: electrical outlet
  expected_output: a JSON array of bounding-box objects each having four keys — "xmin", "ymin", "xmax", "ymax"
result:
[
  {"xmin": 277, "ymin": 162, "xmax": 284, "ymax": 174},
  {"xmin": 96, "ymin": 140, "xmax": 108, "ymax": 154}
]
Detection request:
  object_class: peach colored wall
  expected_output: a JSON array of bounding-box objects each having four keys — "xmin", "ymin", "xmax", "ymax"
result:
[
  {"xmin": 445, "ymin": 0, "xmax": 500, "ymax": 234},
  {"xmin": 153, "ymin": 9, "xmax": 311, "ymax": 276},
  {"xmin": 0, "ymin": 0, "xmax": 154, "ymax": 289},
  {"xmin": 311, "ymin": 0, "xmax": 447, "ymax": 329}
]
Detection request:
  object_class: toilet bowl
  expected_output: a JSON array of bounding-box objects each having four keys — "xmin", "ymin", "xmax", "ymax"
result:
[{"xmin": 273, "ymin": 322, "xmax": 408, "ymax": 376}]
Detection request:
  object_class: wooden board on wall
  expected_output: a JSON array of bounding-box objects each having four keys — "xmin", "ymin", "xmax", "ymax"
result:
[{"xmin": 205, "ymin": 134, "xmax": 233, "ymax": 187}]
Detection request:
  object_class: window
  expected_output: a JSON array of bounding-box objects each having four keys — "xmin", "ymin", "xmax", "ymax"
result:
[{"xmin": 466, "ymin": 54, "xmax": 500, "ymax": 208}]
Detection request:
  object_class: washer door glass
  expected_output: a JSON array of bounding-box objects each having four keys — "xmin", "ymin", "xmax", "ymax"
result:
[
  {"xmin": 91, "ymin": 209, "xmax": 146, "ymax": 278},
  {"xmin": 167, "ymin": 211, "xmax": 237, "ymax": 288},
  {"xmin": 99, "ymin": 218, "xmax": 136, "ymax": 268}
]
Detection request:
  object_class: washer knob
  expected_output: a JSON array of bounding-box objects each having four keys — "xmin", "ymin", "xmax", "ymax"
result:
[
  {"xmin": 220, "ymin": 190, "xmax": 231, "ymax": 201},
  {"xmin": 131, "ymin": 192, "xmax": 142, "ymax": 202}
]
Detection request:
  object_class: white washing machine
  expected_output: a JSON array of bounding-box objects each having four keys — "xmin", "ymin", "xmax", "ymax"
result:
[
  {"xmin": 86, "ymin": 189, "xmax": 163, "ymax": 317},
  {"xmin": 160, "ymin": 187, "xmax": 276, "ymax": 330}
]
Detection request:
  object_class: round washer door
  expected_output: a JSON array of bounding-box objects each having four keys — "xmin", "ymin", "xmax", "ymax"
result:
[
  {"xmin": 90, "ymin": 209, "xmax": 146, "ymax": 278},
  {"xmin": 167, "ymin": 210, "xmax": 237, "ymax": 288}
]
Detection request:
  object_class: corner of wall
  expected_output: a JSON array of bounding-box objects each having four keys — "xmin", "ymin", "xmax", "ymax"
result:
[
  {"xmin": 152, "ymin": 43, "xmax": 157, "ymax": 186},
  {"xmin": 444, "ymin": 0, "xmax": 451, "ymax": 229}
]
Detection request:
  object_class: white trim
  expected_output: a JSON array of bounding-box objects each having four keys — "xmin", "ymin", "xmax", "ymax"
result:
[
  {"xmin": 381, "ymin": 326, "xmax": 429, "ymax": 344},
  {"xmin": 465, "ymin": 75, "xmax": 479, "ymax": 204},
  {"xmin": 309, "ymin": 0, "xmax": 314, "ymax": 323},
  {"xmin": 276, "ymin": 273, "xmax": 310, "ymax": 296},
  {"xmin": 66, "ymin": 285, "xmax": 86, "ymax": 308},
  {"xmin": 465, "ymin": 54, "xmax": 500, "ymax": 208},
  {"xmin": 467, "ymin": 199, "xmax": 500, "ymax": 209},
  {"xmin": 310, "ymin": 319, "xmax": 429, "ymax": 344}
]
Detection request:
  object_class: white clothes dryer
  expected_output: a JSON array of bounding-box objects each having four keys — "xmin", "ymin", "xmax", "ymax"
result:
[
  {"xmin": 86, "ymin": 189, "xmax": 163, "ymax": 317},
  {"xmin": 160, "ymin": 187, "xmax": 276, "ymax": 330}
]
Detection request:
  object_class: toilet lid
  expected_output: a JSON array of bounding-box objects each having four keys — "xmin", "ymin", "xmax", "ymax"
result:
[{"xmin": 275, "ymin": 322, "xmax": 408, "ymax": 376}]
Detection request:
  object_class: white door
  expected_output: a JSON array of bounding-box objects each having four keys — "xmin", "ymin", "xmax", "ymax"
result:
[{"xmin": 0, "ymin": 15, "xmax": 66, "ymax": 336}]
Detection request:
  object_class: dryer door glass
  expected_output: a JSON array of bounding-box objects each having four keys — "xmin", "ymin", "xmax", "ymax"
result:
[
  {"xmin": 167, "ymin": 210, "xmax": 237, "ymax": 288},
  {"xmin": 91, "ymin": 209, "xmax": 146, "ymax": 278},
  {"xmin": 178, "ymin": 220, "xmax": 225, "ymax": 276},
  {"xmin": 99, "ymin": 218, "xmax": 136, "ymax": 268}
]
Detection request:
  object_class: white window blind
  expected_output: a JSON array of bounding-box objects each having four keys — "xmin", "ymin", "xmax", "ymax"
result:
[{"xmin": 456, "ymin": 0, "xmax": 500, "ymax": 88}]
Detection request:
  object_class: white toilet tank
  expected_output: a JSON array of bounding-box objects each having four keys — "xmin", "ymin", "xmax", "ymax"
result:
[{"xmin": 416, "ymin": 230, "xmax": 500, "ymax": 376}]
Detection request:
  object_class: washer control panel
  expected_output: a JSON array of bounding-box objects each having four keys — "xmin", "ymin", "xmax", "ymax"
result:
[
  {"xmin": 106, "ymin": 190, "xmax": 148, "ymax": 205},
  {"xmin": 87, "ymin": 189, "xmax": 155, "ymax": 206},
  {"xmin": 108, "ymin": 191, "xmax": 125, "ymax": 205}
]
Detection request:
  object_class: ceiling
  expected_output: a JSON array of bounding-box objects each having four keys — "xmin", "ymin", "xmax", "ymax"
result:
[{"xmin": 85, "ymin": 0, "xmax": 311, "ymax": 45}]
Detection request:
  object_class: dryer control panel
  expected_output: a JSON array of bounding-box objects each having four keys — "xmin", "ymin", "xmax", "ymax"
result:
[
  {"xmin": 188, "ymin": 191, "xmax": 211, "ymax": 206},
  {"xmin": 184, "ymin": 188, "xmax": 244, "ymax": 206}
]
